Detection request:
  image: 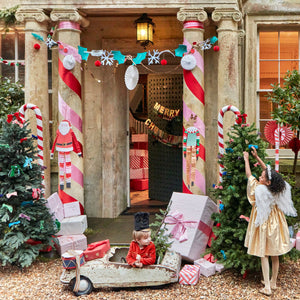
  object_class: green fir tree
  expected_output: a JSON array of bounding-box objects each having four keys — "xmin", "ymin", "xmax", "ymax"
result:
[
  {"xmin": 209, "ymin": 118, "xmax": 268, "ymax": 275},
  {"xmin": 0, "ymin": 115, "xmax": 57, "ymax": 268}
]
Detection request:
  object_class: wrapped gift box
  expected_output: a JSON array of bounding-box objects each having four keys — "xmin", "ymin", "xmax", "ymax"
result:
[
  {"xmin": 62, "ymin": 250, "xmax": 85, "ymax": 269},
  {"xmin": 215, "ymin": 263, "xmax": 225, "ymax": 273},
  {"xmin": 55, "ymin": 234, "xmax": 87, "ymax": 255},
  {"xmin": 290, "ymin": 238, "xmax": 296, "ymax": 249},
  {"xmin": 130, "ymin": 168, "xmax": 149, "ymax": 179},
  {"xmin": 129, "ymin": 152, "xmax": 149, "ymax": 169},
  {"xmin": 130, "ymin": 179, "xmax": 149, "ymax": 191},
  {"xmin": 194, "ymin": 258, "xmax": 216, "ymax": 277},
  {"xmin": 83, "ymin": 239, "xmax": 110, "ymax": 261},
  {"xmin": 179, "ymin": 264, "xmax": 201, "ymax": 285},
  {"xmin": 63, "ymin": 201, "xmax": 81, "ymax": 218},
  {"xmin": 296, "ymin": 231, "xmax": 300, "ymax": 251},
  {"xmin": 164, "ymin": 192, "xmax": 218, "ymax": 262},
  {"xmin": 57, "ymin": 215, "xmax": 88, "ymax": 236},
  {"xmin": 46, "ymin": 192, "xmax": 64, "ymax": 222}
]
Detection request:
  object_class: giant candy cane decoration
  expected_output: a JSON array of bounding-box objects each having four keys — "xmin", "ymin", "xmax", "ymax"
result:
[
  {"xmin": 19, "ymin": 103, "xmax": 44, "ymax": 185},
  {"xmin": 218, "ymin": 105, "xmax": 240, "ymax": 182}
]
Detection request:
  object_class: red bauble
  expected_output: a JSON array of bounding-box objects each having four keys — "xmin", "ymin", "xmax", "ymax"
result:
[
  {"xmin": 63, "ymin": 48, "xmax": 68, "ymax": 53},
  {"xmin": 10, "ymin": 62, "xmax": 15, "ymax": 66},
  {"xmin": 94, "ymin": 60, "xmax": 101, "ymax": 67},
  {"xmin": 161, "ymin": 59, "xmax": 167, "ymax": 65},
  {"xmin": 216, "ymin": 223, "xmax": 221, "ymax": 227},
  {"xmin": 192, "ymin": 42, "xmax": 197, "ymax": 45},
  {"xmin": 190, "ymin": 49, "xmax": 195, "ymax": 54},
  {"xmin": 213, "ymin": 45, "xmax": 220, "ymax": 52},
  {"xmin": 33, "ymin": 43, "xmax": 41, "ymax": 50},
  {"xmin": 58, "ymin": 44, "xmax": 64, "ymax": 50}
]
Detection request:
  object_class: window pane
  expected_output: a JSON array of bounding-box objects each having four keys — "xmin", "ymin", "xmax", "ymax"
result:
[
  {"xmin": 280, "ymin": 61, "xmax": 298, "ymax": 85},
  {"xmin": 260, "ymin": 61, "xmax": 278, "ymax": 88},
  {"xmin": 18, "ymin": 65, "xmax": 25, "ymax": 86},
  {"xmin": 1, "ymin": 63, "xmax": 15, "ymax": 81},
  {"xmin": 259, "ymin": 32, "xmax": 278, "ymax": 59},
  {"xmin": 17, "ymin": 33, "xmax": 25, "ymax": 60},
  {"xmin": 280, "ymin": 32, "xmax": 298, "ymax": 59},
  {"xmin": 1, "ymin": 34, "xmax": 15, "ymax": 60},
  {"xmin": 259, "ymin": 92, "xmax": 272, "ymax": 119}
]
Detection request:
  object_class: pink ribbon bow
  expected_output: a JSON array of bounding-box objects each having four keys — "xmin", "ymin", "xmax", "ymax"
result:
[
  {"xmin": 32, "ymin": 188, "xmax": 41, "ymax": 200},
  {"xmin": 214, "ymin": 185, "xmax": 223, "ymax": 189},
  {"xmin": 164, "ymin": 211, "xmax": 197, "ymax": 243},
  {"xmin": 6, "ymin": 191, "xmax": 18, "ymax": 198},
  {"xmin": 239, "ymin": 215, "xmax": 250, "ymax": 222}
]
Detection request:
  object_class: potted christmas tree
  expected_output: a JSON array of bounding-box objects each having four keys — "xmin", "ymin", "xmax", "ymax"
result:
[{"xmin": 0, "ymin": 114, "xmax": 58, "ymax": 268}]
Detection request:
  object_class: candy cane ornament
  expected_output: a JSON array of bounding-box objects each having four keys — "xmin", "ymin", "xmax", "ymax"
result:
[
  {"xmin": 218, "ymin": 105, "xmax": 240, "ymax": 182},
  {"xmin": 19, "ymin": 103, "xmax": 44, "ymax": 186}
]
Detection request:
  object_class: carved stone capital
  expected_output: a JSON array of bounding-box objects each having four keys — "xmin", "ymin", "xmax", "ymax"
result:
[
  {"xmin": 177, "ymin": 8, "xmax": 208, "ymax": 23},
  {"xmin": 50, "ymin": 9, "xmax": 89, "ymax": 28},
  {"xmin": 212, "ymin": 8, "xmax": 242, "ymax": 24},
  {"xmin": 15, "ymin": 9, "xmax": 50, "ymax": 23}
]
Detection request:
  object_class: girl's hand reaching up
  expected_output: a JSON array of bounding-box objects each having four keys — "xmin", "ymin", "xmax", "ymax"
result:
[
  {"xmin": 243, "ymin": 151, "xmax": 249, "ymax": 160},
  {"xmin": 251, "ymin": 146, "xmax": 258, "ymax": 158}
]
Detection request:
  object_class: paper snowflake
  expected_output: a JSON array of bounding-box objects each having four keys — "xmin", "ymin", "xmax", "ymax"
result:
[
  {"xmin": 148, "ymin": 50, "xmax": 160, "ymax": 65},
  {"xmin": 199, "ymin": 39, "xmax": 212, "ymax": 50},
  {"xmin": 101, "ymin": 50, "xmax": 114, "ymax": 66},
  {"xmin": 46, "ymin": 38, "xmax": 57, "ymax": 49}
]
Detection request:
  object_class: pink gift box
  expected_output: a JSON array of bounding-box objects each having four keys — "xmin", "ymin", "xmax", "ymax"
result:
[
  {"xmin": 63, "ymin": 201, "xmax": 81, "ymax": 218},
  {"xmin": 55, "ymin": 234, "xmax": 87, "ymax": 256},
  {"xmin": 179, "ymin": 265, "xmax": 201, "ymax": 285},
  {"xmin": 296, "ymin": 231, "xmax": 300, "ymax": 251},
  {"xmin": 164, "ymin": 192, "xmax": 218, "ymax": 262},
  {"xmin": 130, "ymin": 155, "xmax": 149, "ymax": 169},
  {"xmin": 194, "ymin": 258, "xmax": 216, "ymax": 277},
  {"xmin": 46, "ymin": 192, "xmax": 64, "ymax": 222},
  {"xmin": 130, "ymin": 168, "xmax": 149, "ymax": 179}
]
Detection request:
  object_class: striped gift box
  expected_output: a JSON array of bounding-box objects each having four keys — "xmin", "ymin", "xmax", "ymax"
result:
[
  {"xmin": 179, "ymin": 264, "xmax": 200, "ymax": 285},
  {"xmin": 130, "ymin": 155, "xmax": 149, "ymax": 169}
]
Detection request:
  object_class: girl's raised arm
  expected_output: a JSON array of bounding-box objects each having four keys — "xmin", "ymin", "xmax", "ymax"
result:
[
  {"xmin": 251, "ymin": 147, "xmax": 266, "ymax": 169},
  {"xmin": 243, "ymin": 151, "xmax": 252, "ymax": 178}
]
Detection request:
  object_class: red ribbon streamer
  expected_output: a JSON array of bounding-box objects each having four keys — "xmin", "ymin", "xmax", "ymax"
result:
[
  {"xmin": 183, "ymin": 69, "xmax": 205, "ymax": 105},
  {"xmin": 58, "ymin": 58, "xmax": 81, "ymax": 99}
]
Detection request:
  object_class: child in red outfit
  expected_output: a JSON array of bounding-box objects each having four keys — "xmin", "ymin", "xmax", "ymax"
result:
[{"xmin": 126, "ymin": 212, "xmax": 156, "ymax": 267}]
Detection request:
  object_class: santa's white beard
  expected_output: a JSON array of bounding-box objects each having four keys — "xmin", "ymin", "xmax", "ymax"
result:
[{"xmin": 59, "ymin": 122, "xmax": 70, "ymax": 135}]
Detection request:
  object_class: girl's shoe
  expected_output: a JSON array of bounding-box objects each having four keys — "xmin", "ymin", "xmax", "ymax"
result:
[{"xmin": 259, "ymin": 287, "xmax": 272, "ymax": 296}]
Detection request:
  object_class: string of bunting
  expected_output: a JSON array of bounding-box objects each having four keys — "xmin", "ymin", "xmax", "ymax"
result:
[
  {"xmin": 0, "ymin": 57, "xmax": 25, "ymax": 67},
  {"xmin": 145, "ymin": 118, "xmax": 182, "ymax": 147},
  {"xmin": 153, "ymin": 102, "xmax": 181, "ymax": 121}
]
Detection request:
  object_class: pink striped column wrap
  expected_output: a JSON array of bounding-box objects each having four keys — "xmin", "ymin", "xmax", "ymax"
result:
[{"xmin": 182, "ymin": 20, "xmax": 206, "ymax": 195}]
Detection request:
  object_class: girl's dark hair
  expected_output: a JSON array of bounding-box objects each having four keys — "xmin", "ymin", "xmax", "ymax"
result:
[{"xmin": 265, "ymin": 168, "xmax": 286, "ymax": 194}]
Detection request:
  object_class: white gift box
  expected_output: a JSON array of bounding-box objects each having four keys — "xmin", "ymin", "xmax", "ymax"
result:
[
  {"xmin": 46, "ymin": 192, "xmax": 64, "ymax": 222},
  {"xmin": 194, "ymin": 258, "xmax": 216, "ymax": 277},
  {"xmin": 63, "ymin": 201, "xmax": 81, "ymax": 218},
  {"xmin": 215, "ymin": 263, "xmax": 225, "ymax": 273},
  {"xmin": 55, "ymin": 234, "xmax": 87, "ymax": 256},
  {"xmin": 179, "ymin": 265, "xmax": 201, "ymax": 285},
  {"xmin": 164, "ymin": 192, "xmax": 218, "ymax": 262},
  {"xmin": 57, "ymin": 215, "xmax": 87, "ymax": 236}
]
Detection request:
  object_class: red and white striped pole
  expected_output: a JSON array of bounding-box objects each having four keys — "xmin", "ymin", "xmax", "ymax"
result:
[{"xmin": 217, "ymin": 105, "xmax": 240, "ymax": 182}]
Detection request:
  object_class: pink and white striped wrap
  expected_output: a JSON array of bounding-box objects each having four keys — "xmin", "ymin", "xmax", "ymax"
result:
[
  {"xmin": 19, "ymin": 103, "xmax": 44, "ymax": 186},
  {"xmin": 217, "ymin": 105, "xmax": 240, "ymax": 182}
]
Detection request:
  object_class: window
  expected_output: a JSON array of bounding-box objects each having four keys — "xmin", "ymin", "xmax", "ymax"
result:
[
  {"xmin": 258, "ymin": 31, "xmax": 299, "ymax": 148},
  {"xmin": 0, "ymin": 31, "xmax": 25, "ymax": 85}
]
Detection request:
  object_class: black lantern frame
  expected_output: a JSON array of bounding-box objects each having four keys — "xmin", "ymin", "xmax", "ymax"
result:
[{"xmin": 135, "ymin": 13, "xmax": 155, "ymax": 48}]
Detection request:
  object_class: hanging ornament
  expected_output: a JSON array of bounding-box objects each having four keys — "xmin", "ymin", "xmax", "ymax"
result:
[
  {"xmin": 63, "ymin": 55, "xmax": 76, "ymax": 70},
  {"xmin": 94, "ymin": 60, "xmax": 101, "ymax": 67},
  {"xmin": 33, "ymin": 43, "xmax": 41, "ymax": 50},
  {"xmin": 124, "ymin": 65, "xmax": 139, "ymax": 90},
  {"xmin": 180, "ymin": 54, "xmax": 197, "ymax": 71},
  {"xmin": 63, "ymin": 48, "xmax": 68, "ymax": 53},
  {"xmin": 213, "ymin": 45, "xmax": 220, "ymax": 52},
  {"xmin": 23, "ymin": 156, "xmax": 33, "ymax": 169},
  {"xmin": 19, "ymin": 213, "xmax": 31, "ymax": 221},
  {"xmin": 161, "ymin": 59, "xmax": 167, "ymax": 65}
]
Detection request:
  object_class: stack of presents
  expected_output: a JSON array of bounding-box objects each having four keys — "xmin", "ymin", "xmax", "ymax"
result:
[
  {"xmin": 46, "ymin": 193, "xmax": 110, "ymax": 264},
  {"xmin": 130, "ymin": 133, "xmax": 149, "ymax": 191},
  {"xmin": 163, "ymin": 192, "xmax": 225, "ymax": 285}
]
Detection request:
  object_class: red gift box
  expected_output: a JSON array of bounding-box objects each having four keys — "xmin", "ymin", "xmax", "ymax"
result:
[
  {"xmin": 130, "ymin": 179, "xmax": 149, "ymax": 191},
  {"xmin": 83, "ymin": 239, "xmax": 110, "ymax": 261}
]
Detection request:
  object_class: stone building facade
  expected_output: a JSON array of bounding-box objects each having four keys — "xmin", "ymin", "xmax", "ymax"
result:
[{"xmin": 0, "ymin": 0, "xmax": 299, "ymax": 217}]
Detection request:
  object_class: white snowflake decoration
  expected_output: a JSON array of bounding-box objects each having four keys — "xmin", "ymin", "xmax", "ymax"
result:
[
  {"xmin": 101, "ymin": 50, "xmax": 114, "ymax": 66},
  {"xmin": 46, "ymin": 38, "xmax": 57, "ymax": 49},
  {"xmin": 199, "ymin": 39, "xmax": 212, "ymax": 50},
  {"xmin": 148, "ymin": 50, "xmax": 161, "ymax": 65}
]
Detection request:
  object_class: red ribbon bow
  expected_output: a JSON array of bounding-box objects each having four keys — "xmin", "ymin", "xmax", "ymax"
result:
[
  {"xmin": 7, "ymin": 112, "xmax": 24, "ymax": 124},
  {"xmin": 236, "ymin": 113, "xmax": 247, "ymax": 125}
]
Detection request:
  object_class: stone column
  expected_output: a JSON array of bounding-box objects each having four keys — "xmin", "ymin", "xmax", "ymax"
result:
[
  {"xmin": 15, "ymin": 9, "xmax": 51, "ymax": 197},
  {"xmin": 212, "ymin": 8, "xmax": 242, "ymax": 136},
  {"xmin": 177, "ymin": 8, "xmax": 207, "ymax": 195},
  {"xmin": 50, "ymin": 9, "xmax": 89, "ymax": 208}
]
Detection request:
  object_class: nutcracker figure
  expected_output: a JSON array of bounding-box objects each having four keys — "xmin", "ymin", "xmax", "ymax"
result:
[{"xmin": 50, "ymin": 120, "xmax": 82, "ymax": 190}]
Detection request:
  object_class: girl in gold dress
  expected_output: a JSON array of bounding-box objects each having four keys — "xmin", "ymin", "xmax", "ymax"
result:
[{"xmin": 243, "ymin": 147, "xmax": 297, "ymax": 296}]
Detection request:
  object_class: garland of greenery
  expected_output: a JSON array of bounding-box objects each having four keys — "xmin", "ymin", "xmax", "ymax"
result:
[{"xmin": 0, "ymin": 6, "xmax": 19, "ymax": 32}]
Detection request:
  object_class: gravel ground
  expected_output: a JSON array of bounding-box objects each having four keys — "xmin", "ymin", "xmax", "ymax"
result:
[{"xmin": 0, "ymin": 258, "xmax": 299, "ymax": 300}]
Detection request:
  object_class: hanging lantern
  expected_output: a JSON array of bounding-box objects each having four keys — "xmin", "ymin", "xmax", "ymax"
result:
[{"xmin": 135, "ymin": 13, "xmax": 155, "ymax": 48}]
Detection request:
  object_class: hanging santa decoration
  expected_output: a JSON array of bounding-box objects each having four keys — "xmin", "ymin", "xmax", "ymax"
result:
[{"xmin": 50, "ymin": 120, "xmax": 82, "ymax": 190}]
